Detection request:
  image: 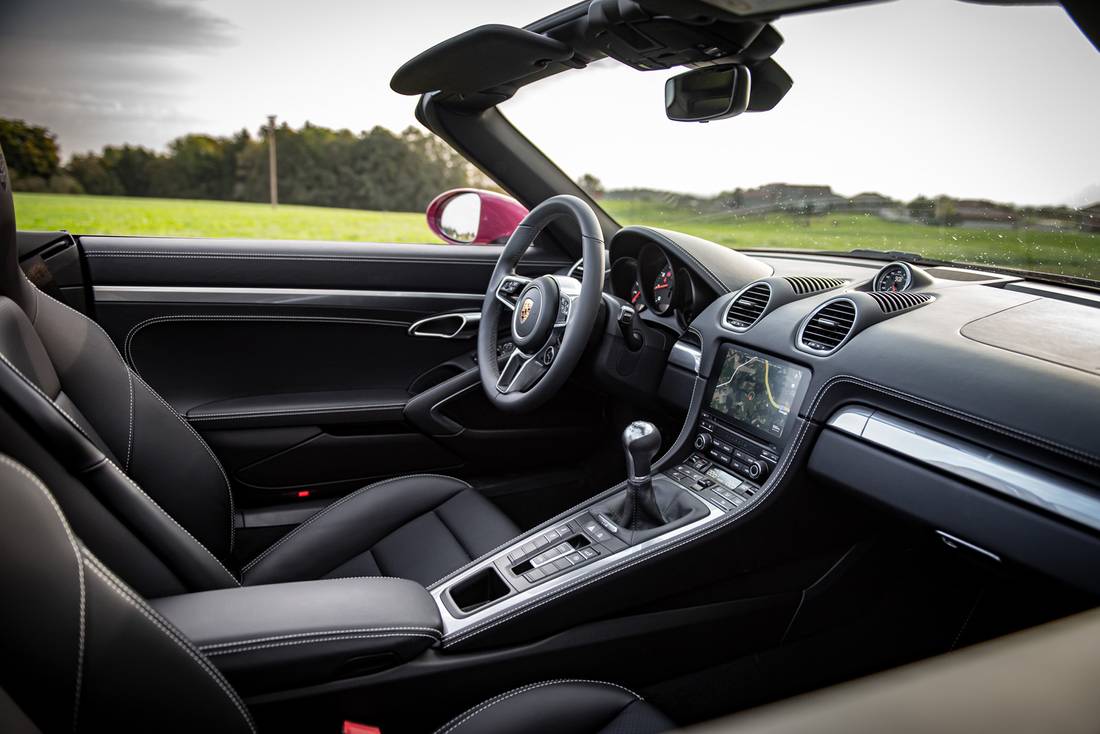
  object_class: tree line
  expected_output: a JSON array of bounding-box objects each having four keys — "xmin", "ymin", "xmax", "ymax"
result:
[{"xmin": 0, "ymin": 118, "xmax": 485, "ymax": 212}]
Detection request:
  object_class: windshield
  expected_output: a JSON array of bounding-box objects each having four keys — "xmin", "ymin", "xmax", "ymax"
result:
[{"xmin": 503, "ymin": 0, "xmax": 1100, "ymax": 282}]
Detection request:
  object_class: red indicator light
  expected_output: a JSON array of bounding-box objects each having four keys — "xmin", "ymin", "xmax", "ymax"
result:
[{"xmin": 297, "ymin": 490, "xmax": 310, "ymax": 498}]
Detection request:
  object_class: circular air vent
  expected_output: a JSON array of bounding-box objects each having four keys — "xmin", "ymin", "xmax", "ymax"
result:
[
  {"xmin": 725, "ymin": 282, "xmax": 772, "ymax": 331},
  {"xmin": 799, "ymin": 298, "xmax": 857, "ymax": 354}
]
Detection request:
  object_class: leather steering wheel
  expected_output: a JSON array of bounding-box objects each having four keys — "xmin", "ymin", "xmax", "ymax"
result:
[{"xmin": 478, "ymin": 195, "xmax": 605, "ymax": 412}]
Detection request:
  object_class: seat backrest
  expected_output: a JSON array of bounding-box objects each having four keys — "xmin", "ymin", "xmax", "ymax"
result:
[
  {"xmin": 0, "ymin": 453, "xmax": 255, "ymax": 734},
  {"xmin": 0, "ymin": 144, "xmax": 238, "ymax": 595}
]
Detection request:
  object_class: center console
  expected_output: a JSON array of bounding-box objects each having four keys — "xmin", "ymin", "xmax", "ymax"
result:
[{"xmin": 433, "ymin": 341, "xmax": 813, "ymax": 643}]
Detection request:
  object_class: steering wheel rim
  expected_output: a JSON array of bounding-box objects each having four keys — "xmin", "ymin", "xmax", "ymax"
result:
[{"xmin": 477, "ymin": 195, "xmax": 605, "ymax": 413}]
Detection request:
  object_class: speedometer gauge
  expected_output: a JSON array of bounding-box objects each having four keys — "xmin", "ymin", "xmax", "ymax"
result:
[
  {"xmin": 874, "ymin": 262, "xmax": 913, "ymax": 292},
  {"xmin": 652, "ymin": 264, "xmax": 676, "ymax": 313}
]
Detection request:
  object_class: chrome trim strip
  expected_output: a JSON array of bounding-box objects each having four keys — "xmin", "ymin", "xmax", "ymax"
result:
[
  {"xmin": 407, "ymin": 312, "xmax": 480, "ymax": 339},
  {"xmin": 669, "ymin": 341, "xmax": 702, "ymax": 374},
  {"xmin": 93, "ymin": 285, "xmax": 484, "ymax": 306},
  {"xmin": 828, "ymin": 407, "xmax": 1100, "ymax": 533},
  {"xmin": 936, "ymin": 531, "xmax": 1001, "ymax": 562},
  {"xmin": 431, "ymin": 479, "xmax": 724, "ymax": 636}
]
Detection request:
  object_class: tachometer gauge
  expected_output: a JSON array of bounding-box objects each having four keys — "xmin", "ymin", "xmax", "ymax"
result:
[
  {"xmin": 629, "ymin": 281, "xmax": 646, "ymax": 312},
  {"xmin": 874, "ymin": 262, "xmax": 913, "ymax": 292},
  {"xmin": 652, "ymin": 264, "xmax": 676, "ymax": 313}
]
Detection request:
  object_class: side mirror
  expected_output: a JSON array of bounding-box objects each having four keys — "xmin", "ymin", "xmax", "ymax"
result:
[
  {"xmin": 426, "ymin": 189, "xmax": 529, "ymax": 245},
  {"xmin": 665, "ymin": 64, "xmax": 751, "ymax": 122}
]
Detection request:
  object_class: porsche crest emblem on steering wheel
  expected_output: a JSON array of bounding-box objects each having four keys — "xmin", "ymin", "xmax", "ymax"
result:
[{"xmin": 519, "ymin": 297, "xmax": 534, "ymax": 323}]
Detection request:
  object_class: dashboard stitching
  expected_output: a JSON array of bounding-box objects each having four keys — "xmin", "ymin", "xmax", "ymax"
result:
[
  {"xmin": 807, "ymin": 375, "xmax": 1100, "ymax": 466},
  {"xmin": 443, "ymin": 411, "xmax": 812, "ymax": 645}
]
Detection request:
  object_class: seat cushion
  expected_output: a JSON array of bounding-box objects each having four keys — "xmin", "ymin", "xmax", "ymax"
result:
[
  {"xmin": 433, "ymin": 679, "xmax": 674, "ymax": 734},
  {"xmin": 241, "ymin": 474, "xmax": 519, "ymax": 587}
]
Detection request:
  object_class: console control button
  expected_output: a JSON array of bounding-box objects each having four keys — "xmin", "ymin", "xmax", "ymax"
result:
[
  {"xmin": 508, "ymin": 550, "xmax": 523, "ymax": 563},
  {"xmin": 554, "ymin": 558, "xmax": 572, "ymax": 572},
  {"xmin": 545, "ymin": 529, "xmax": 560, "ymax": 543},
  {"xmin": 524, "ymin": 569, "xmax": 544, "ymax": 582},
  {"xmin": 534, "ymin": 536, "xmax": 550, "ymax": 549},
  {"xmin": 522, "ymin": 541, "xmax": 537, "ymax": 555},
  {"xmin": 693, "ymin": 433, "xmax": 712, "ymax": 451},
  {"xmin": 580, "ymin": 547, "xmax": 599, "ymax": 559},
  {"xmin": 596, "ymin": 514, "xmax": 619, "ymax": 534},
  {"xmin": 567, "ymin": 552, "xmax": 584, "ymax": 564}
]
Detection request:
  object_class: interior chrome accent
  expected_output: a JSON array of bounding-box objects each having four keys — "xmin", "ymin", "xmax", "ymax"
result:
[
  {"xmin": 495, "ymin": 348, "xmax": 545, "ymax": 393},
  {"xmin": 827, "ymin": 407, "xmax": 1100, "ymax": 533},
  {"xmin": 431, "ymin": 487, "xmax": 723, "ymax": 637},
  {"xmin": 669, "ymin": 341, "xmax": 702, "ymax": 374},
  {"xmin": 936, "ymin": 530, "xmax": 1001, "ymax": 562},
  {"xmin": 407, "ymin": 312, "xmax": 481, "ymax": 339},
  {"xmin": 93, "ymin": 285, "xmax": 484, "ymax": 306}
]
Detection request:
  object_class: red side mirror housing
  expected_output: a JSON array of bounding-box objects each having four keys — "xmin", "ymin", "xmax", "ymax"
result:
[{"xmin": 426, "ymin": 188, "xmax": 528, "ymax": 245}]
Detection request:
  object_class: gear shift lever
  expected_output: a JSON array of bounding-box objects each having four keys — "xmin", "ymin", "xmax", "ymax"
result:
[{"xmin": 614, "ymin": 421, "xmax": 668, "ymax": 528}]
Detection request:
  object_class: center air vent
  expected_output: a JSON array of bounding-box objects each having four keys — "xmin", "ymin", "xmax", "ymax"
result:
[
  {"xmin": 800, "ymin": 299, "xmax": 856, "ymax": 354},
  {"xmin": 725, "ymin": 282, "xmax": 771, "ymax": 330},
  {"xmin": 868, "ymin": 291, "xmax": 934, "ymax": 313},
  {"xmin": 784, "ymin": 276, "xmax": 849, "ymax": 295}
]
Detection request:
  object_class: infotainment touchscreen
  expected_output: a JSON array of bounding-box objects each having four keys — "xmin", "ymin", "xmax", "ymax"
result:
[{"xmin": 707, "ymin": 346, "xmax": 806, "ymax": 440}]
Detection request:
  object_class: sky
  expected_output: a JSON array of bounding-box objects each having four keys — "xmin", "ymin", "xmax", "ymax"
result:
[{"xmin": 1, "ymin": 0, "xmax": 1098, "ymax": 207}]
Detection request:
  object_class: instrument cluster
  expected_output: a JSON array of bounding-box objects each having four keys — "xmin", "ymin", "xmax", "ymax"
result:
[{"xmin": 610, "ymin": 243, "xmax": 697, "ymax": 320}]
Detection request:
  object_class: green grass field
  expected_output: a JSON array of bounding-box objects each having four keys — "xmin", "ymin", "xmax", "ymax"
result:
[{"xmin": 14, "ymin": 192, "xmax": 1100, "ymax": 281}]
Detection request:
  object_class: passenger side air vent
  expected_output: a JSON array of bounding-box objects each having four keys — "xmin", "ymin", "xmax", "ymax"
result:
[
  {"xmin": 800, "ymin": 299, "xmax": 857, "ymax": 354},
  {"xmin": 725, "ymin": 282, "xmax": 771, "ymax": 330},
  {"xmin": 784, "ymin": 276, "xmax": 849, "ymax": 295},
  {"xmin": 868, "ymin": 291, "xmax": 933, "ymax": 314}
]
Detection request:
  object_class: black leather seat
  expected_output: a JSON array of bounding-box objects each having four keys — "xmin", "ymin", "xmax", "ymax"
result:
[
  {"xmin": 0, "ymin": 453, "xmax": 673, "ymax": 734},
  {"xmin": 0, "ymin": 146, "xmax": 518, "ymax": 597}
]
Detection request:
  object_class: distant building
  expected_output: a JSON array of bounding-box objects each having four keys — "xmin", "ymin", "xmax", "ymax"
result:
[
  {"xmin": 847, "ymin": 192, "xmax": 898, "ymax": 214},
  {"xmin": 738, "ymin": 183, "xmax": 846, "ymax": 214},
  {"xmin": 951, "ymin": 199, "xmax": 1018, "ymax": 228},
  {"xmin": 1082, "ymin": 202, "xmax": 1100, "ymax": 233}
]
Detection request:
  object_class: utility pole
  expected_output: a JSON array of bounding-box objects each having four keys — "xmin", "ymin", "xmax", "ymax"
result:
[{"xmin": 266, "ymin": 114, "xmax": 278, "ymax": 207}]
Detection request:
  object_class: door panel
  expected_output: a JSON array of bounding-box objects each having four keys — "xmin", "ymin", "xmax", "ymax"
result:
[{"xmin": 73, "ymin": 234, "xmax": 604, "ymax": 506}]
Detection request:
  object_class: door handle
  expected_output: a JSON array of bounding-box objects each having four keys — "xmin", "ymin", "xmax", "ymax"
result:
[{"xmin": 408, "ymin": 312, "xmax": 481, "ymax": 339}]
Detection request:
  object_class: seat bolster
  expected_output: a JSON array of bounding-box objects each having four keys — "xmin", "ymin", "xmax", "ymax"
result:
[
  {"xmin": 433, "ymin": 680, "xmax": 674, "ymax": 734},
  {"xmin": 242, "ymin": 474, "xmax": 481, "ymax": 585}
]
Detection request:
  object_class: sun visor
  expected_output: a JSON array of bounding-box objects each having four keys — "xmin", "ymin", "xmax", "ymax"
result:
[{"xmin": 391, "ymin": 24, "xmax": 574, "ymax": 96}]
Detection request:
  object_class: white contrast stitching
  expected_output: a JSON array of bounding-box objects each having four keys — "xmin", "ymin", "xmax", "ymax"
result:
[
  {"xmin": 129, "ymin": 370, "xmax": 239, "ymax": 551},
  {"xmin": 203, "ymin": 632, "xmax": 441, "ymax": 657},
  {"xmin": 198, "ymin": 626, "xmax": 441, "ymax": 651},
  {"xmin": 187, "ymin": 403, "xmax": 406, "ymax": 421},
  {"xmin": 82, "ymin": 553, "xmax": 256, "ymax": 733},
  {"xmin": 0, "ymin": 456, "xmax": 86, "ymax": 732},
  {"xmin": 26, "ymin": 274, "xmax": 136, "ymax": 475},
  {"xmin": 433, "ymin": 679, "xmax": 642, "ymax": 734},
  {"xmin": 96, "ymin": 455, "xmax": 240, "ymax": 586},
  {"xmin": 242, "ymin": 474, "xmax": 471, "ymax": 574}
]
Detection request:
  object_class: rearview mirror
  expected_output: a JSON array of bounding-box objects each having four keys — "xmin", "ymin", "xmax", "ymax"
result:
[
  {"xmin": 665, "ymin": 64, "xmax": 750, "ymax": 122},
  {"xmin": 426, "ymin": 189, "xmax": 529, "ymax": 245}
]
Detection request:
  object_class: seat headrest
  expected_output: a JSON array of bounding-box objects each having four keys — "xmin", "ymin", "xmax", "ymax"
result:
[{"xmin": 0, "ymin": 145, "xmax": 35, "ymax": 312}]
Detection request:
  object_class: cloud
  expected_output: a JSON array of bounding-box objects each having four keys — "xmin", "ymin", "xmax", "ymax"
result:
[{"xmin": 0, "ymin": 0, "xmax": 234, "ymax": 51}]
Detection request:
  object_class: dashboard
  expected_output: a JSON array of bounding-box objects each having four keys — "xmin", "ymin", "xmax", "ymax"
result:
[{"xmin": 584, "ymin": 223, "xmax": 1100, "ymax": 596}]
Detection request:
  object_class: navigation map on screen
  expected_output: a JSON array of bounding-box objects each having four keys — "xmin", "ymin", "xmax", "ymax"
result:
[{"xmin": 708, "ymin": 347, "xmax": 804, "ymax": 438}]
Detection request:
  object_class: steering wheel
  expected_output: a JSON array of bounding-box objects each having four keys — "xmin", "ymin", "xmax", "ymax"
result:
[{"xmin": 478, "ymin": 195, "xmax": 605, "ymax": 412}]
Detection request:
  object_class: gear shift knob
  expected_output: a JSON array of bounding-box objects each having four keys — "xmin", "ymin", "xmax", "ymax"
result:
[{"xmin": 623, "ymin": 421, "xmax": 661, "ymax": 485}]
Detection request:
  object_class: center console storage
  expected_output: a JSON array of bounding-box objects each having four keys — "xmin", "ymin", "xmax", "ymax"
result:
[{"xmin": 152, "ymin": 577, "xmax": 442, "ymax": 694}]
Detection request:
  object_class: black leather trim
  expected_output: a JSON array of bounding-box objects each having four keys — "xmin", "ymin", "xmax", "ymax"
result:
[
  {"xmin": 432, "ymin": 679, "xmax": 673, "ymax": 734},
  {"xmin": 151, "ymin": 577, "xmax": 442, "ymax": 693},
  {"xmin": 185, "ymin": 388, "xmax": 408, "ymax": 429},
  {"xmin": 242, "ymin": 474, "xmax": 519, "ymax": 587}
]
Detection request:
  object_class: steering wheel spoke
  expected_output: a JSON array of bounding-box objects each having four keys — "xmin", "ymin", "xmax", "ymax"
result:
[
  {"xmin": 494, "ymin": 274, "xmax": 531, "ymax": 311},
  {"xmin": 496, "ymin": 347, "xmax": 550, "ymax": 394}
]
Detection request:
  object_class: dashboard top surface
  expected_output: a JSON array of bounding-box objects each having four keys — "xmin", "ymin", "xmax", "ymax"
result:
[{"xmin": 606, "ymin": 226, "xmax": 1100, "ymax": 482}]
